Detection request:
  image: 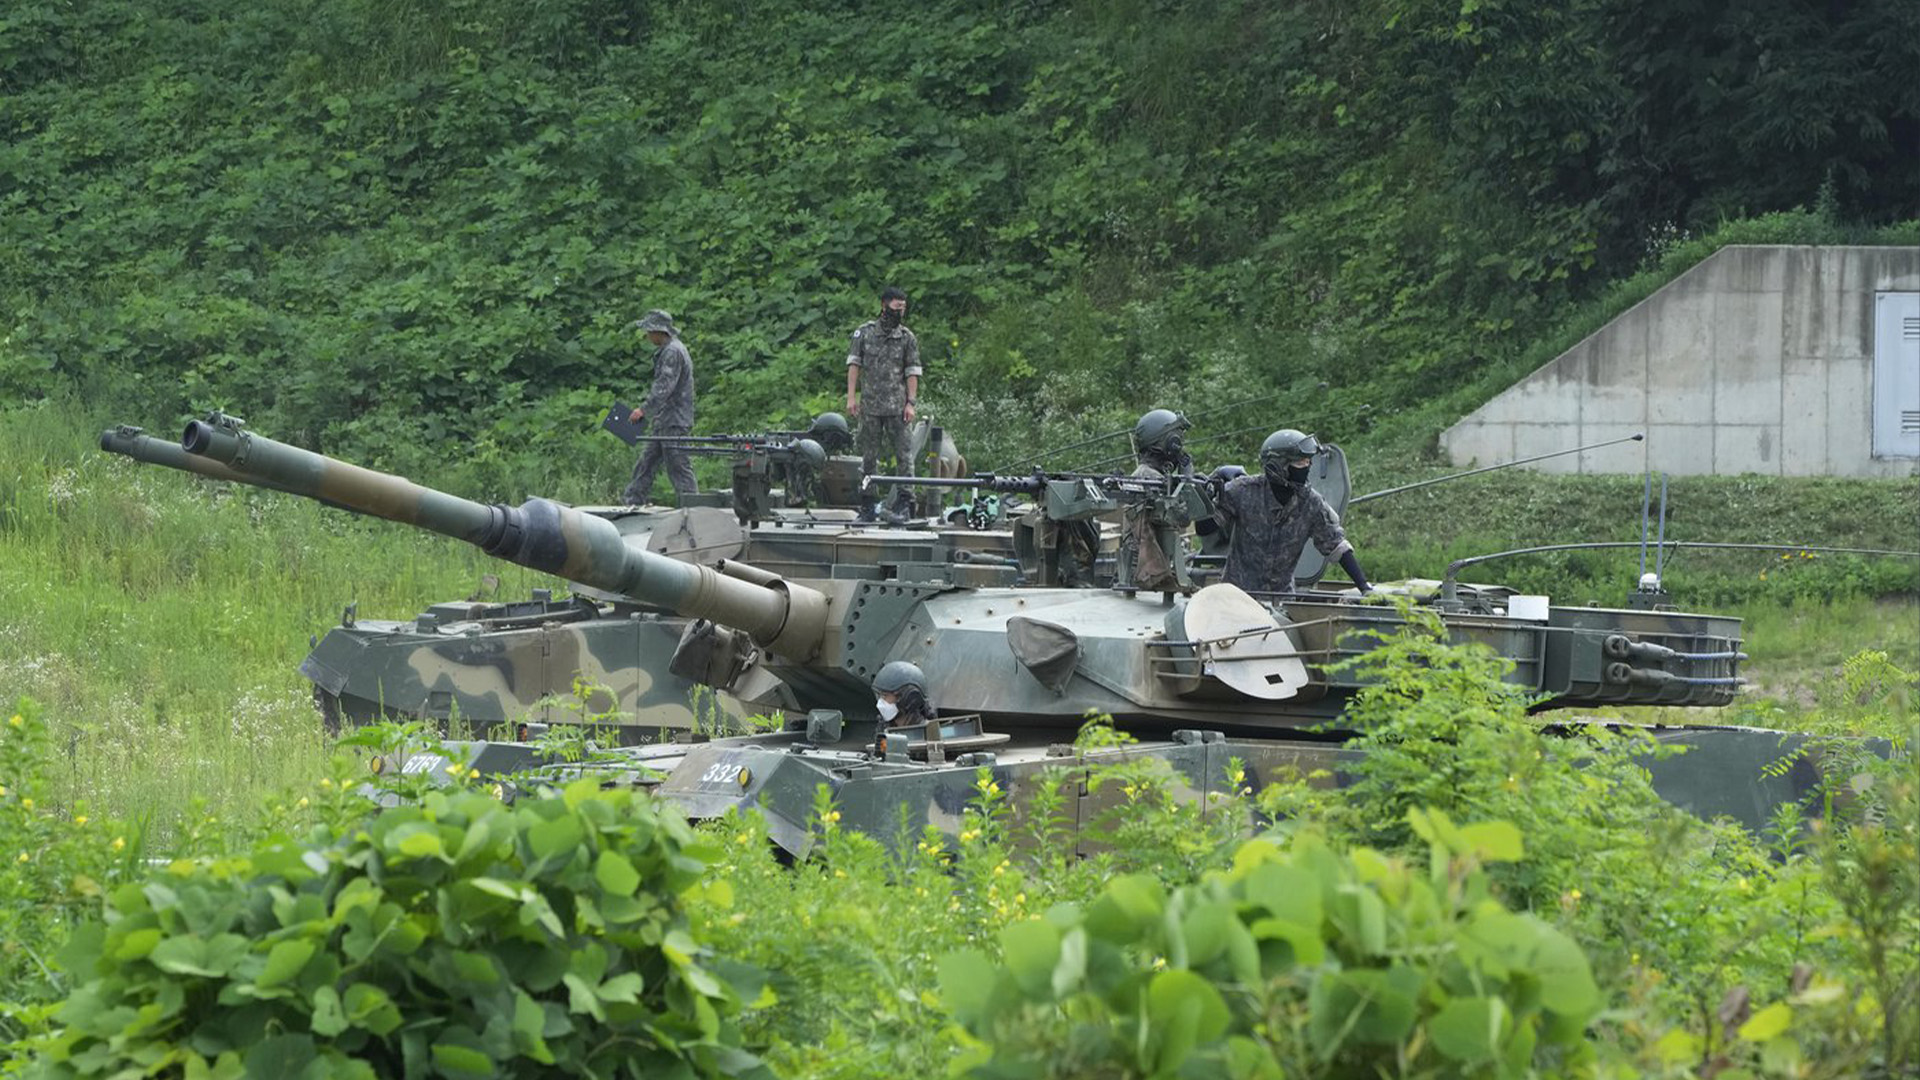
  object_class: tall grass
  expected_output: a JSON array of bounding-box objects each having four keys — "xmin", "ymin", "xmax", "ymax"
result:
[{"xmin": 0, "ymin": 400, "xmax": 541, "ymax": 837}]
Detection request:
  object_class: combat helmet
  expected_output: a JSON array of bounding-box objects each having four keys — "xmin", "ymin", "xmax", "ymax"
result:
[
  {"xmin": 1258, "ymin": 429, "xmax": 1321, "ymax": 474},
  {"xmin": 807, "ymin": 412, "xmax": 853, "ymax": 453},
  {"xmin": 791, "ymin": 437, "xmax": 827, "ymax": 472},
  {"xmin": 872, "ymin": 660, "xmax": 927, "ymax": 696},
  {"xmin": 1131, "ymin": 409, "xmax": 1191, "ymax": 459}
]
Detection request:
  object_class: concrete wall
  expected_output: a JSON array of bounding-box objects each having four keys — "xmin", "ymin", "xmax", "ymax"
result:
[{"xmin": 1441, "ymin": 245, "xmax": 1920, "ymax": 476}]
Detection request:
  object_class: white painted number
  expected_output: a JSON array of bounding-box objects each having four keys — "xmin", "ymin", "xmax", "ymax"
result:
[{"xmin": 699, "ymin": 763, "xmax": 744, "ymax": 785}]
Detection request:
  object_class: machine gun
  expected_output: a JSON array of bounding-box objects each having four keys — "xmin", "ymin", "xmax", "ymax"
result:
[
  {"xmin": 867, "ymin": 469, "xmax": 1214, "ymax": 589},
  {"xmin": 628, "ymin": 434, "xmax": 829, "ymax": 524}
]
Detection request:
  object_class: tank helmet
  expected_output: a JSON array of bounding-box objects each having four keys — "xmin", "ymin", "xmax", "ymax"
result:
[
  {"xmin": 1258, "ymin": 429, "xmax": 1321, "ymax": 472},
  {"xmin": 872, "ymin": 660, "xmax": 927, "ymax": 696},
  {"xmin": 807, "ymin": 411, "xmax": 853, "ymax": 452},
  {"xmin": 791, "ymin": 437, "xmax": 827, "ymax": 471},
  {"xmin": 1132, "ymin": 409, "xmax": 1191, "ymax": 458},
  {"xmin": 1210, "ymin": 464, "xmax": 1247, "ymax": 485}
]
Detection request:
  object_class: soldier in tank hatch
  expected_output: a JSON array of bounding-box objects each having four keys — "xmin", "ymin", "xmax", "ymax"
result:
[
  {"xmin": 622, "ymin": 309, "xmax": 698, "ymax": 506},
  {"xmin": 1118, "ymin": 408, "xmax": 1202, "ymax": 594},
  {"xmin": 845, "ymin": 286, "xmax": 921, "ymax": 517},
  {"xmin": 1212, "ymin": 429, "xmax": 1373, "ymax": 596},
  {"xmin": 871, "ymin": 660, "xmax": 936, "ymax": 755}
]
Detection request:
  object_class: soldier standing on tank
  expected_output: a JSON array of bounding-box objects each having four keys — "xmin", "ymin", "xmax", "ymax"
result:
[
  {"xmin": 1213, "ymin": 429, "xmax": 1374, "ymax": 596},
  {"xmin": 871, "ymin": 660, "xmax": 936, "ymax": 757},
  {"xmin": 1118, "ymin": 408, "xmax": 1201, "ymax": 594},
  {"xmin": 622, "ymin": 309, "xmax": 698, "ymax": 506},
  {"xmin": 845, "ymin": 286, "xmax": 921, "ymax": 517}
]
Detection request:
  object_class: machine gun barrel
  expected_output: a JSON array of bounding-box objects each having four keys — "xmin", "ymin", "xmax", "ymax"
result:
[
  {"xmin": 171, "ymin": 413, "xmax": 829, "ymax": 657},
  {"xmin": 627, "ymin": 433, "xmax": 787, "ymax": 445},
  {"xmin": 863, "ymin": 471, "xmax": 1185, "ymax": 496}
]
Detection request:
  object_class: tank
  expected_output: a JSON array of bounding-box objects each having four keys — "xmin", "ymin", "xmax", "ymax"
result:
[{"xmin": 101, "ymin": 412, "xmax": 1839, "ymax": 856}]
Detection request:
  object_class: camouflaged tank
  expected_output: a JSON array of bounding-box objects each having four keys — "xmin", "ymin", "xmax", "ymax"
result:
[{"xmin": 101, "ymin": 412, "xmax": 1836, "ymax": 857}]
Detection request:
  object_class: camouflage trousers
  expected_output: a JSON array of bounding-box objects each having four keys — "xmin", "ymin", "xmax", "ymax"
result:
[
  {"xmin": 624, "ymin": 427, "xmax": 698, "ymax": 505},
  {"xmin": 858, "ymin": 413, "xmax": 916, "ymax": 512}
]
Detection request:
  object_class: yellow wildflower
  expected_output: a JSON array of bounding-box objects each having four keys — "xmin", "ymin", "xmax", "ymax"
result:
[
  {"xmin": 467, "ymin": 768, "xmax": 480, "ymax": 780},
  {"xmin": 21, "ymin": 798, "xmax": 32, "ymax": 811},
  {"xmin": 111, "ymin": 837, "xmax": 126, "ymax": 852},
  {"xmin": 319, "ymin": 777, "xmax": 334, "ymax": 789},
  {"xmin": 73, "ymin": 815, "xmax": 88, "ymax": 827},
  {"xmin": 15, "ymin": 852, "xmax": 27, "ymax": 863},
  {"xmin": 296, "ymin": 797, "xmax": 309, "ymax": 809},
  {"xmin": 8, "ymin": 714, "xmax": 21, "ymax": 727}
]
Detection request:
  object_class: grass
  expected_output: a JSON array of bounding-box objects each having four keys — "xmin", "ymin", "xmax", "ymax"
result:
[
  {"xmin": 0, "ymin": 397, "xmax": 1911, "ymax": 841},
  {"xmin": 0, "ymin": 401, "xmax": 542, "ymax": 834}
]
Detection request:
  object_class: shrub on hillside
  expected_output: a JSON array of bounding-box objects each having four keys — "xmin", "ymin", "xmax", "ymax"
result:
[{"xmin": 26, "ymin": 780, "xmax": 770, "ymax": 1079}]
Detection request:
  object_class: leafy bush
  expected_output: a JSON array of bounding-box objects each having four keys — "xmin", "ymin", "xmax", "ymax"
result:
[
  {"xmin": 0, "ymin": 700, "xmax": 146, "ymax": 1043},
  {"xmin": 26, "ymin": 779, "xmax": 770, "ymax": 1079},
  {"xmin": 938, "ymin": 809, "xmax": 1604, "ymax": 1078}
]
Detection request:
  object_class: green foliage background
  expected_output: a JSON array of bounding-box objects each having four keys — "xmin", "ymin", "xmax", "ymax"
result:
[{"xmin": 2, "ymin": 0, "xmax": 1916, "ymax": 497}]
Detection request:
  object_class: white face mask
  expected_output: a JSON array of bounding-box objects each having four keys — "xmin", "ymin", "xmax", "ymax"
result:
[{"xmin": 876, "ymin": 699, "xmax": 899, "ymax": 722}]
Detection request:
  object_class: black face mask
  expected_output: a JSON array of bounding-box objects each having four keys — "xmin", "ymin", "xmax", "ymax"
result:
[
  {"xmin": 1265, "ymin": 462, "xmax": 1311, "ymax": 502},
  {"xmin": 880, "ymin": 307, "xmax": 903, "ymax": 330}
]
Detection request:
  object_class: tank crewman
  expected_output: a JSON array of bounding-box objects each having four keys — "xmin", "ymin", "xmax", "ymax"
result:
[
  {"xmin": 1213, "ymin": 429, "xmax": 1374, "ymax": 596},
  {"xmin": 1118, "ymin": 408, "xmax": 1200, "ymax": 593},
  {"xmin": 622, "ymin": 309, "xmax": 699, "ymax": 506},
  {"xmin": 845, "ymin": 286, "xmax": 921, "ymax": 515},
  {"xmin": 871, "ymin": 659, "xmax": 936, "ymax": 755}
]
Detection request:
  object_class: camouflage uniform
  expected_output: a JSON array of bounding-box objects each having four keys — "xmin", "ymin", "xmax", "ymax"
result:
[
  {"xmin": 847, "ymin": 319, "xmax": 921, "ymax": 477},
  {"xmin": 1118, "ymin": 459, "xmax": 1194, "ymax": 593},
  {"xmin": 1213, "ymin": 474, "xmax": 1351, "ymax": 594},
  {"xmin": 623, "ymin": 335, "xmax": 698, "ymax": 504}
]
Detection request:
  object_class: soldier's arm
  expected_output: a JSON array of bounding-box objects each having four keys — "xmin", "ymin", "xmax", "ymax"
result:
[
  {"xmin": 1309, "ymin": 498, "xmax": 1353, "ymax": 560},
  {"xmin": 903, "ymin": 332, "xmax": 921, "ymax": 419},
  {"xmin": 845, "ymin": 331, "xmax": 864, "ymax": 415}
]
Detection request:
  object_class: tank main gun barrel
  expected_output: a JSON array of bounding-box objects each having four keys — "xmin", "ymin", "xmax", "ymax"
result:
[
  {"xmin": 174, "ymin": 413, "xmax": 829, "ymax": 658},
  {"xmin": 100, "ymin": 424, "xmax": 305, "ymax": 496}
]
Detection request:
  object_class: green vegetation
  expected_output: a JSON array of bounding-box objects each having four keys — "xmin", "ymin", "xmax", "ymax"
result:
[
  {"xmin": 2, "ymin": 0, "xmax": 1915, "ymax": 493},
  {"xmin": 28, "ymin": 768, "xmax": 769, "ymax": 1079},
  {"xmin": 5, "ymin": 621, "xmax": 1914, "ymax": 1075}
]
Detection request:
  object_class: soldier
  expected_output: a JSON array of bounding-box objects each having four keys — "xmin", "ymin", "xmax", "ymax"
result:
[
  {"xmin": 871, "ymin": 659, "xmax": 936, "ymax": 755},
  {"xmin": 1213, "ymin": 429, "xmax": 1374, "ymax": 596},
  {"xmin": 622, "ymin": 310, "xmax": 698, "ymax": 506},
  {"xmin": 1118, "ymin": 408, "xmax": 1200, "ymax": 594},
  {"xmin": 845, "ymin": 286, "xmax": 921, "ymax": 516}
]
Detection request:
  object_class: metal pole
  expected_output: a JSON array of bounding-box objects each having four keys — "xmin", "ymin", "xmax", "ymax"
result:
[{"xmin": 1348, "ymin": 433, "xmax": 1646, "ymax": 506}]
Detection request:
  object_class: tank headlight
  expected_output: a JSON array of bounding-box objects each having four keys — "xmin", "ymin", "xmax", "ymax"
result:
[
  {"xmin": 369, "ymin": 756, "xmax": 386, "ymax": 775},
  {"xmin": 738, "ymin": 767, "xmax": 753, "ymax": 789},
  {"xmin": 491, "ymin": 783, "xmax": 506, "ymax": 800}
]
